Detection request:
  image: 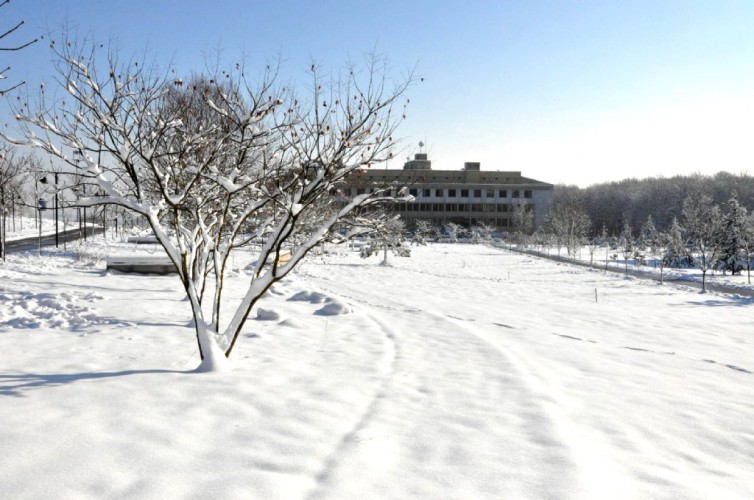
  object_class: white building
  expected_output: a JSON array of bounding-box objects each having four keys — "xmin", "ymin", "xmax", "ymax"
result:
[{"xmin": 349, "ymin": 153, "xmax": 554, "ymax": 231}]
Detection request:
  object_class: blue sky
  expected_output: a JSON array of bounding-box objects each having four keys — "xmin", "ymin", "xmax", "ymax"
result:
[{"xmin": 4, "ymin": 0, "xmax": 754, "ymax": 186}]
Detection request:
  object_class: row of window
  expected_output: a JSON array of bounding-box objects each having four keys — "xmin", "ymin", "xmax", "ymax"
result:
[
  {"xmin": 397, "ymin": 203, "xmax": 534, "ymax": 213},
  {"xmin": 412, "ymin": 188, "xmax": 532, "ymax": 199},
  {"xmin": 353, "ymin": 188, "xmax": 533, "ymax": 199}
]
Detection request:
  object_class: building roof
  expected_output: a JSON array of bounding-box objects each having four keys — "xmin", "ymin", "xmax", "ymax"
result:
[
  {"xmin": 358, "ymin": 168, "xmax": 553, "ymax": 187},
  {"xmin": 354, "ymin": 153, "xmax": 553, "ymax": 188}
]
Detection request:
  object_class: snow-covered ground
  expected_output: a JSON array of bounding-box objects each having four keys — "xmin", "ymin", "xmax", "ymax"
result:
[{"xmin": 1, "ymin": 241, "xmax": 753, "ymax": 499}]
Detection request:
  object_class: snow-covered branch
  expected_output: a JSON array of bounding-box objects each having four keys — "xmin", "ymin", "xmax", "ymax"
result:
[{"xmin": 14, "ymin": 37, "xmax": 419, "ymax": 370}]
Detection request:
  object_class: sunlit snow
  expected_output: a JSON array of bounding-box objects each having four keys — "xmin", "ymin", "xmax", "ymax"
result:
[{"xmin": 0, "ymin": 239, "xmax": 752, "ymax": 498}]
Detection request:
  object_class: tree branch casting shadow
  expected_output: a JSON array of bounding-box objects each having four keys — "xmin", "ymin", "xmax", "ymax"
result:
[{"xmin": 0, "ymin": 369, "xmax": 189, "ymax": 397}]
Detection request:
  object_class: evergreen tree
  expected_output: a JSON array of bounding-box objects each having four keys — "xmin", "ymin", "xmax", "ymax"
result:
[
  {"xmin": 619, "ymin": 220, "xmax": 634, "ymax": 275},
  {"xmin": 662, "ymin": 217, "xmax": 692, "ymax": 268},
  {"xmin": 717, "ymin": 195, "xmax": 749, "ymax": 274},
  {"xmin": 639, "ymin": 215, "xmax": 659, "ymax": 255}
]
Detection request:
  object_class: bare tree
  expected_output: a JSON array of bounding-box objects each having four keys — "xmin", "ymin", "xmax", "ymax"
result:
[
  {"xmin": 511, "ymin": 200, "xmax": 534, "ymax": 240},
  {"xmin": 547, "ymin": 204, "xmax": 591, "ymax": 258},
  {"xmin": 0, "ymin": 0, "xmax": 39, "ymax": 95},
  {"xmin": 7, "ymin": 38, "xmax": 417, "ymax": 371},
  {"xmin": 411, "ymin": 219, "xmax": 432, "ymax": 245},
  {"xmin": 619, "ymin": 220, "xmax": 634, "ymax": 276},
  {"xmin": 471, "ymin": 222, "xmax": 494, "ymax": 244},
  {"xmin": 443, "ymin": 222, "xmax": 462, "ymax": 243},
  {"xmin": 586, "ymin": 231, "xmax": 601, "ymax": 267},
  {"xmin": 356, "ymin": 211, "xmax": 409, "ymax": 265},
  {"xmin": 682, "ymin": 194, "xmax": 723, "ymax": 292},
  {"xmin": 0, "ymin": 145, "xmax": 28, "ymax": 259}
]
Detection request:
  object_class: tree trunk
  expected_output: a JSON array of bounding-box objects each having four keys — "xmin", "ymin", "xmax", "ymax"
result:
[
  {"xmin": 185, "ymin": 283, "xmax": 229, "ymax": 372},
  {"xmin": 195, "ymin": 321, "xmax": 230, "ymax": 372}
]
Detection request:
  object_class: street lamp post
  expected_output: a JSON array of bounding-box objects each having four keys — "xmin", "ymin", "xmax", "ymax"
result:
[
  {"xmin": 73, "ymin": 149, "xmax": 87, "ymax": 242},
  {"xmin": 36, "ymin": 196, "xmax": 46, "ymax": 256},
  {"xmin": 54, "ymin": 172, "xmax": 59, "ymax": 247},
  {"xmin": 38, "ymin": 173, "xmax": 60, "ymax": 248},
  {"xmin": 36, "ymin": 175, "xmax": 49, "ymax": 255},
  {"xmin": 83, "ymin": 184, "xmax": 87, "ymax": 242}
]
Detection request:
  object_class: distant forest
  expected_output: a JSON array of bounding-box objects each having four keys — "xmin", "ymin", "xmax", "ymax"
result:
[{"xmin": 552, "ymin": 172, "xmax": 754, "ymax": 235}]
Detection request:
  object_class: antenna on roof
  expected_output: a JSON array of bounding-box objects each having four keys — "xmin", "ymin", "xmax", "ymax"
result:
[{"xmin": 418, "ymin": 140, "xmax": 424, "ymax": 153}]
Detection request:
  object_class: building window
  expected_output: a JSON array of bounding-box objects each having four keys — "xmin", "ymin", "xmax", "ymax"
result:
[
  {"xmin": 409, "ymin": 188, "xmax": 418, "ymax": 197},
  {"xmin": 435, "ymin": 188, "xmax": 444, "ymax": 197},
  {"xmin": 524, "ymin": 190, "xmax": 532, "ymax": 198},
  {"xmin": 448, "ymin": 189, "xmax": 456, "ymax": 197},
  {"xmin": 472, "ymin": 204, "xmax": 483, "ymax": 212},
  {"xmin": 461, "ymin": 189, "xmax": 469, "ymax": 197},
  {"xmin": 458, "ymin": 204, "xmax": 467, "ymax": 212},
  {"xmin": 486, "ymin": 189, "xmax": 495, "ymax": 198},
  {"xmin": 512, "ymin": 190, "xmax": 520, "ymax": 198},
  {"xmin": 422, "ymin": 188, "xmax": 431, "ymax": 197},
  {"xmin": 356, "ymin": 188, "xmax": 365, "ymax": 195},
  {"xmin": 473, "ymin": 189, "xmax": 482, "ymax": 198},
  {"xmin": 497, "ymin": 204, "xmax": 509, "ymax": 213},
  {"xmin": 499, "ymin": 189, "xmax": 507, "ymax": 198}
]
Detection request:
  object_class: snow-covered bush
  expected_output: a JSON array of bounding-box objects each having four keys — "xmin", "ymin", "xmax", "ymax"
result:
[{"xmin": 356, "ymin": 212, "xmax": 410, "ymax": 264}]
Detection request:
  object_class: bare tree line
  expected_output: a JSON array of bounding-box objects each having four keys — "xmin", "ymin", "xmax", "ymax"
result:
[
  {"xmin": 552, "ymin": 172, "xmax": 754, "ymax": 234},
  {"xmin": 517, "ymin": 173, "xmax": 754, "ymax": 292}
]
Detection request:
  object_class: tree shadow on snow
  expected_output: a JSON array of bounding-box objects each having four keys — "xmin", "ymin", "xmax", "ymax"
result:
[
  {"xmin": 0, "ymin": 369, "xmax": 188, "ymax": 397},
  {"xmin": 674, "ymin": 296, "xmax": 754, "ymax": 308}
]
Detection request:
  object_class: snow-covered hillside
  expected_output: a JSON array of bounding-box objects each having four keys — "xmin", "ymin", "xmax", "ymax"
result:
[{"xmin": 1, "ymin": 242, "xmax": 752, "ymax": 499}]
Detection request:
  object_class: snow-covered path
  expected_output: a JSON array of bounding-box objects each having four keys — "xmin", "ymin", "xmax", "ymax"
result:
[
  {"xmin": 301, "ymin": 263, "xmax": 591, "ymax": 499},
  {"xmin": 299, "ymin": 246, "xmax": 754, "ymax": 499},
  {"xmin": 1, "ymin": 243, "xmax": 752, "ymax": 499}
]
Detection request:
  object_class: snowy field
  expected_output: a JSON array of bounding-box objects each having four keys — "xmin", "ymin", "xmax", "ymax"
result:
[{"xmin": 1, "ymin": 241, "xmax": 753, "ymax": 499}]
